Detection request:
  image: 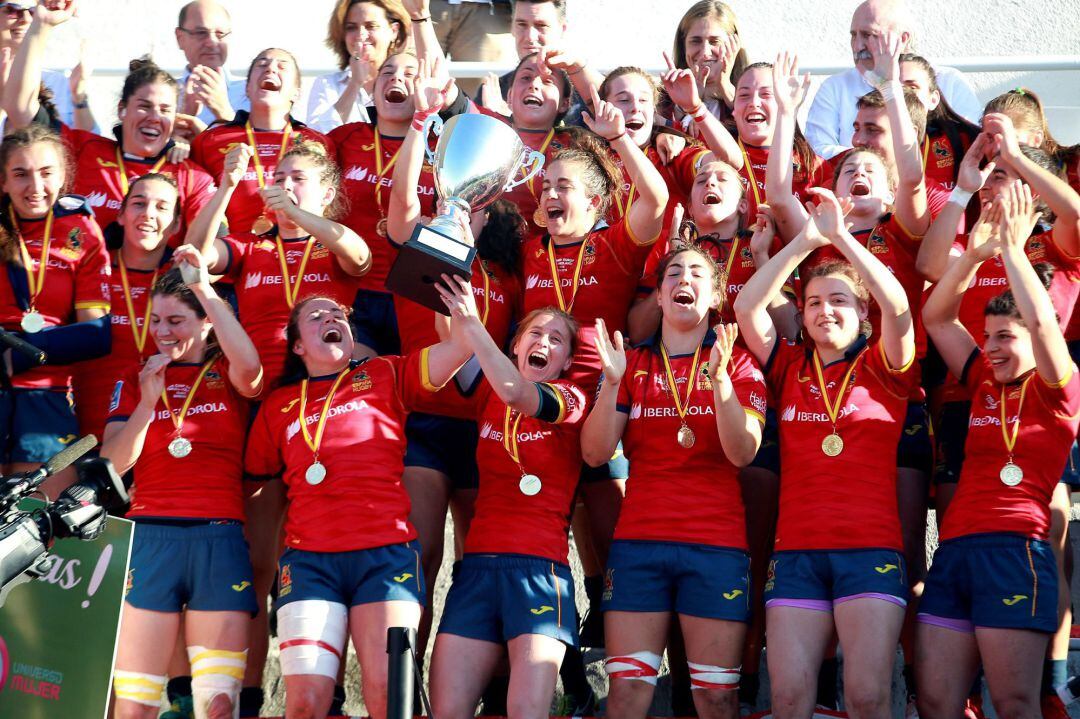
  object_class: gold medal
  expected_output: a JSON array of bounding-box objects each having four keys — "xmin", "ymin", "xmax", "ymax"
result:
[
  {"xmin": 999, "ymin": 461, "xmax": 1023, "ymax": 487},
  {"xmin": 821, "ymin": 433, "xmax": 844, "ymax": 457},
  {"xmin": 251, "ymin": 215, "xmax": 274, "ymax": 236},
  {"xmin": 168, "ymin": 436, "xmax": 193, "ymax": 458},
  {"xmin": 677, "ymin": 423, "xmax": 696, "ymax": 449},
  {"xmin": 532, "ymin": 206, "xmax": 548, "ymax": 228},
  {"xmin": 376, "ymin": 217, "xmax": 388, "ymax": 238},
  {"xmin": 305, "ymin": 462, "xmax": 327, "ymax": 485},
  {"xmin": 518, "ymin": 473, "xmax": 542, "ymax": 496},
  {"xmin": 20, "ymin": 310, "xmax": 45, "ymax": 333}
]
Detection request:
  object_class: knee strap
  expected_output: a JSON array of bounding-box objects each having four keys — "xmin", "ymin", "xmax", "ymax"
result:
[
  {"xmin": 188, "ymin": 646, "xmax": 246, "ymax": 719},
  {"xmin": 604, "ymin": 651, "xmax": 662, "ymax": 685},
  {"xmin": 277, "ymin": 600, "xmax": 348, "ymax": 679},
  {"xmin": 113, "ymin": 670, "xmax": 166, "ymax": 708},
  {"xmin": 687, "ymin": 661, "xmax": 741, "ymax": 691}
]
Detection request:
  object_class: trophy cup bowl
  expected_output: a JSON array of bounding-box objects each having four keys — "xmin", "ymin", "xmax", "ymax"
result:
[{"xmin": 385, "ymin": 113, "xmax": 545, "ymax": 313}]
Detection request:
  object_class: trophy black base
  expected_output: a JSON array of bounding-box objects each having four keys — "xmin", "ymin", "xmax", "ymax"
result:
[{"xmin": 385, "ymin": 224, "xmax": 477, "ymax": 315}]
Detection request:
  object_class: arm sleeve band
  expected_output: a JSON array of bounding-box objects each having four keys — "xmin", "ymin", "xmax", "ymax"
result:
[
  {"xmin": 534, "ymin": 382, "xmax": 564, "ymax": 423},
  {"xmin": 10, "ymin": 314, "xmax": 112, "ymax": 375}
]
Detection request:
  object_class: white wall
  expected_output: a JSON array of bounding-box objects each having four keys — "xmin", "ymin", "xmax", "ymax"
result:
[{"xmin": 44, "ymin": 0, "xmax": 1080, "ymax": 141}]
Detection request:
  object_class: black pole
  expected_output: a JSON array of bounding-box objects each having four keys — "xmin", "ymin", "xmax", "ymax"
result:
[{"xmin": 387, "ymin": 626, "xmax": 416, "ymax": 719}]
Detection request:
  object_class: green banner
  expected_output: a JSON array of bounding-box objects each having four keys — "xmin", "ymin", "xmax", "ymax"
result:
[{"xmin": 0, "ymin": 501, "xmax": 133, "ymax": 719}]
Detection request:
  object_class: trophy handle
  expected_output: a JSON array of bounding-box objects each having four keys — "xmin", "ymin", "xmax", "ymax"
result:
[
  {"xmin": 502, "ymin": 149, "xmax": 545, "ymax": 192},
  {"xmin": 421, "ymin": 114, "xmax": 444, "ymax": 166}
]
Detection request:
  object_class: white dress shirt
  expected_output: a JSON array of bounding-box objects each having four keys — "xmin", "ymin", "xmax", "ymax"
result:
[
  {"xmin": 177, "ymin": 67, "xmax": 250, "ymax": 126},
  {"xmin": 306, "ymin": 69, "xmax": 375, "ymax": 133},
  {"xmin": 806, "ymin": 66, "xmax": 983, "ymax": 160}
]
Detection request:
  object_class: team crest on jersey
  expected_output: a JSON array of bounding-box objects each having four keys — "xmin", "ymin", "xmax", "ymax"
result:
[
  {"xmin": 351, "ymin": 370, "xmax": 373, "ymax": 392},
  {"xmin": 602, "ymin": 568, "xmax": 614, "ymax": 602},
  {"xmin": 932, "ymin": 138, "xmax": 950, "ymax": 159},
  {"xmin": 311, "ymin": 242, "xmax": 329, "ymax": 260},
  {"xmin": 279, "ymin": 564, "xmax": 292, "ymax": 597},
  {"xmin": 696, "ymin": 364, "xmax": 713, "ymax": 391},
  {"xmin": 58, "ymin": 227, "xmax": 83, "ymax": 260},
  {"xmin": 868, "ymin": 231, "xmax": 888, "ymax": 255},
  {"xmin": 740, "ymin": 246, "xmax": 754, "ymax": 267},
  {"xmin": 1026, "ymin": 240, "xmax": 1046, "ymax": 261},
  {"xmin": 764, "ymin": 559, "xmax": 777, "ymax": 593},
  {"xmin": 205, "ymin": 369, "xmax": 225, "ymax": 390},
  {"xmin": 582, "ymin": 238, "xmax": 597, "ymax": 266}
]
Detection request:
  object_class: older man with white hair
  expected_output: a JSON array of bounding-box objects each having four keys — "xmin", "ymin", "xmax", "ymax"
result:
[{"xmin": 805, "ymin": 0, "xmax": 981, "ymax": 159}]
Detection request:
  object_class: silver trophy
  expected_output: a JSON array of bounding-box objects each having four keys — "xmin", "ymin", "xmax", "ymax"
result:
[{"xmin": 386, "ymin": 112, "xmax": 545, "ymax": 313}]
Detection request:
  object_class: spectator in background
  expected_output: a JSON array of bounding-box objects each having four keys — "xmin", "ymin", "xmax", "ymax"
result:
[
  {"xmin": 475, "ymin": 0, "xmax": 601, "ymax": 127},
  {"xmin": 0, "ymin": 0, "xmax": 95, "ymax": 132},
  {"xmin": 805, "ymin": 0, "xmax": 981, "ymax": 159},
  {"xmin": 422, "ymin": 0, "xmax": 513, "ymax": 97},
  {"xmin": 175, "ymin": 0, "xmax": 248, "ymax": 126}
]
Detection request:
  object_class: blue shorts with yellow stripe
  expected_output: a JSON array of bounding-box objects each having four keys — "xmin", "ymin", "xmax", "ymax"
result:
[
  {"xmin": 918, "ymin": 533, "xmax": 1057, "ymax": 634},
  {"xmin": 764, "ymin": 548, "xmax": 909, "ymax": 610},
  {"xmin": 0, "ymin": 387, "xmax": 79, "ymax": 464},
  {"xmin": 438, "ymin": 554, "xmax": 578, "ymax": 646},
  {"xmin": 602, "ymin": 540, "xmax": 751, "ymax": 621},
  {"xmin": 125, "ymin": 520, "xmax": 257, "ymax": 615},
  {"xmin": 275, "ymin": 542, "xmax": 425, "ymax": 610}
]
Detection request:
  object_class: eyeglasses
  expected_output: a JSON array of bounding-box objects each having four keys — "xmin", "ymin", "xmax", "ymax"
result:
[
  {"xmin": 177, "ymin": 27, "xmax": 231, "ymax": 42},
  {"xmin": 0, "ymin": 4, "xmax": 33, "ymax": 16}
]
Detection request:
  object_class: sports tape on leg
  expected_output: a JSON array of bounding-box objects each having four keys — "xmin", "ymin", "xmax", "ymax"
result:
[
  {"xmin": 113, "ymin": 670, "xmax": 167, "ymax": 708},
  {"xmin": 604, "ymin": 651, "xmax": 662, "ymax": 685},
  {"xmin": 276, "ymin": 600, "xmax": 348, "ymax": 679},
  {"xmin": 687, "ymin": 661, "xmax": 741, "ymax": 690},
  {"xmin": 188, "ymin": 646, "xmax": 246, "ymax": 719}
]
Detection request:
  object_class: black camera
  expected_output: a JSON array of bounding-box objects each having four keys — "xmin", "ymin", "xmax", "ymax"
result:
[{"xmin": 0, "ymin": 435, "xmax": 129, "ymax": 606}]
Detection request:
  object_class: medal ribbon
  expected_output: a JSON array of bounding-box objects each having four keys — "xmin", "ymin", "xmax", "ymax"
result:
[
  {"xmin": 526, "ymin": 129, "xmax": 556, "ymax": 198},
  {"xmin": 373, "ymin": 130, "xmax": 403, "ymax": 217},
  {"xmin": 660, "ymin": 342, "xmax": 703, "ymax": 425},
  {"xmin": 160, "ymin": 358, "xmax": 216, "ymax": 437},
  {"xmin": 298, "ymin": 364, "xmax": 352, "ymax": 460},
  {"xmin": 10, "ymin": 207, "xmax": 53, "ymax": 312},
  {"xmin": 118, "ymin": 254, "xmax": 157, "ymax": 354},
  {"xmin": 811, "ymin": 348, "xmax": 866, "ymax": 431},
  {"xmin": 275, "ymin": 236, "xmax": 316, "ymax": 308},
  {"xmin": 738, "ymin": 139, "xmax": 764, "ymax": 209},
  {"xmin": 502, "ymin": 405, "xmax": 528, "ymax": 473},
  {"xmin": 546, "ymin": 238, "xmax": 589, "ymax": 312},
  {"xmin": 478, "ymin": 261, "xmax": 491, "ymax": 326},
  {"xmin": 614, "ymin": 180, "xmax": 636, "ymax": 218},
  {"xmin": 920, "ymin": 136, "xmax": 930, "ymax": 173},
  {"xmin": 999, "ymin": 373, "xmax": 1033, "ymax": 459},
  {"xmin": 244, "ymin": 121, "xmax": 294, "ymax": 190},
  {"xmin": 114, "ymin": 147, "xmax": 167, "ymax": 196}
]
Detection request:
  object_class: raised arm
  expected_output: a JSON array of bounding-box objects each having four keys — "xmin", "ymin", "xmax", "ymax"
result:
[
  {"xmin": 866, "ymin": 32, "xmax": 928, "ymax": 235},
  {"xmin": 1, "ymin": 2, "xmax": 77, "ymax": 129},
  {"xmin": 173, "ymin": 246, "xmax": 264, "ymax": 398},
  {"xmin": 916, "ymin": 133, "xmax": 996, "ymax": 281},
  {"xmin": 710, "ymin": 323, "xmax": 762, "ymax": 466},
  {"xmin": 983, "ymin": 112, "xmax": 1080, "ymax": 258},
  {"xmin": 750, "ymin": 206, "xmax": 801, "ymax": 340},
  {"xmin": 766, "ymin": 53, "xmax": 813, "ymax": 241},
  {"xmin": 584, "ymin": 86, "xmax": 668, "ymax": 244},
  {"xmin": 580, "ymin": 319, "xmax": 629, "ymax": 467},
  {"xmin": 542, "ymin": 48, "xmax": 602, "ymax": 113},
  {"xmin": 259, "ymin": 185, "xmax": 371, "ymax": 276},
  {"xmin": 184, "ymin": 143, "xmax": 253, "ymax": 272},
  {"xmin": 922, "ymin": 203, "xmax": 1003, "ymax": 379},
  {"xmin": 661, "ymin": 52, "xmax": 741, "ymax": 168},
  {"xmin": 435, "ymin": 273, "xmax": 543, "ymax": 414},
  {"xmin": 998, "ymin": 180, "xmax": 1073, "ymax": 384},
  {"xmin": 810, "ymin": 188, "xmax": 914, "ymax": 369}
]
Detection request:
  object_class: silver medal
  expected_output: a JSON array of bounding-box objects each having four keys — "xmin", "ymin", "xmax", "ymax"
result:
[
  {"xmin": 518, "ymin": 473, "xmax": 542, "ymax": 496},
  {"xmin": 999, "ymin": 462, "xmax": 1023, "ymax": 487},
  {"xmin": 20, "ymin": 311, "xmax": 44, "ymax": 333},
  {"xmin": 168, "ymin": 436, "xmax": 192, "ymax": 458},
  {"xmin": 305, "ymin": 462, "xmax": 327, "ymax": 485}
]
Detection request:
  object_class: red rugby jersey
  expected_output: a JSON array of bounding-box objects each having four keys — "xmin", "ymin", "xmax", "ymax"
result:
[
  {"xmin": 222, "ymin": 233, "xmax": 361, "ymax": 390},
  {"xmin": 74, "ymin": 260, "xmax": 160, "ymax": 438},
  {"xmin": 329, "ymin": 122, "xmax": 437, "ymax": 293},
  {"xmin": 395, "ymin": 258, "xmax": 518, "ymax": 354},
  {"xmin": 245, "ymin": 352, "xmax": 436, "ymax": 552},
  {"xmin": 615, "ymin": 338, "xmax": 766, "ymax": 548},
  {"xmin": 522, "ymin": 218, "xmax": 655, "ymax": 388},
  {"xmin": 191, "ymin": 112, "xmax": 332, "ymax": 236},
  {"xmin": 0, "ymin": 200, "xmax": 111, "ymax": 389},
  {"xmin": 738, "ymin": 141, "xmax": 832, "ymax": 223},
  {"xmin": 107, "ymin": 357, "xmax": 249, "ymax": 521},
  {"xmin": 940, "ymin": 352, "xmax": 1080, "ymax": 542},
  {"xmin": 412, "ymin": 377, "xmax": 587, "ymax": 563},
  {"xmin": 611, "ymin": 142, "xmax": 706, "ymax": 228},
  {"xmin": 921, "ymin": 128, "xmax": 971, "ymax": 193},
  {"xmin": 61, "ymin": 125, "xmax": 216, "ymax": 237},
  {"xmin": 768, "ymin": 338, "xmax": 916, "ymax": 551}
]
